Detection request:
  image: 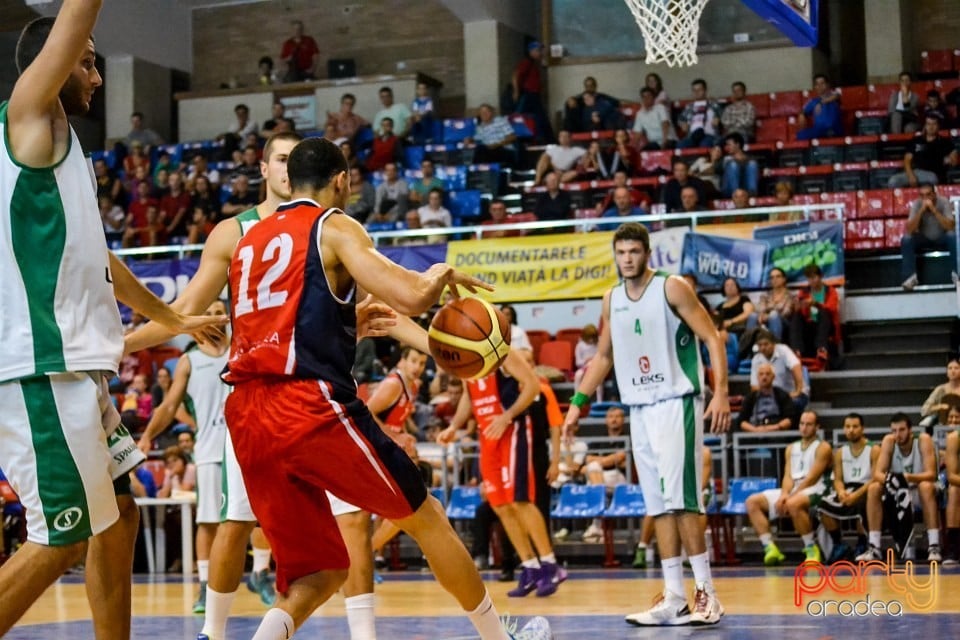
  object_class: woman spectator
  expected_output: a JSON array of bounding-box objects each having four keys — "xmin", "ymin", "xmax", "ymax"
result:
[
  {"xmin": 646, "ymin": 72, "xmax": 670, "ymax": 106},
  {"xmin": 576, "ymin": 141, "xmax": 603, "ymax": 181},
  {"xmin": 190, "ymin": 175, "xmax": 219, "ymax": 221},
  {"xmin": 889, "ymin": 71, "xmax": 920, "ymax": 134},
  {"xmin": 120, "ymin": 373, "xmax": 154, "ymax": 432},
  {"xmin": 340, "ymin": 140, "xmax": 360, "ymax": 169},
  {"xmin": 602, "ymin": 129, "xmax": 640, "ymax": 177},
  {"xmin": 95, "ymin": 158, "xmax": 125, "ymax": 206},
  {"xmin": 714, "ymin": 277, "xmax": 755, "ymax": 340},
  {"xmin": 690, "ymin": 144, "xmax": 723, "ymax": 194},
  {"xmin": 500, "ymin": 304, "xmax": 532, "ymax": 352},
  {"xmin": 746, "ymin": 267, "xmax": 796, "ymax": 342},
  {"xmin": 920, "ymin": 357, "xmax": 960, "ymax": 426},
  {"xmin": 573, "ymin": 324, "xmax": 601, "ymax": 400},
  {"xmin": 123, "ymin": 140, "xmax": 150, "ymax": 177},
  {"xmin": 771, "ymin": 180, "xmax": 802, "ymax": 221}
]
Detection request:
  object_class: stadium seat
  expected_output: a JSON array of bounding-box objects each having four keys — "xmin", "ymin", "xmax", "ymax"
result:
[
  {"xmin": 551, "ymin": 484, "xmax": 606, "ymax": 519},
  {"xmin": 891, "ymin": 187, "xmax": 920, "ymax": 216},
  {"xmin": 867, "ymin": 84, "xmax": 899, "ymax": 110},
  {"xmin": 446, "ymin": 485, "xmax": 481, "ymax": 520},
  {"xmin": 403, "ymin": 145, "xmax": 425, "ymax": 170},
  {"xmin": 467, "ymin": 163, "xmax": 502, "ymax": 195},
  {"xmin": 438, "ymin": 165, "xmax": 468, "ymax": 191},
  {"xmin": 587, "ymin": 401, "xmax": 625, "ymax": 418},
  {"xmin": 921, "ymin": 49, "xmax": 954, "ymax": 75},
  {"xmin": 868, "ymin": 160, "xmax": 902, "ymax": 189},
  {"xmin": 508, "ymin": 114, "xmax": 535, "ymax": 139},
  {"xmin": 524, "ymin": 329, "xmax": 551, "ymax": 362},
  {"xmin": 442, "ymin": 118, "xmax": 476, "ymax": 144},
  {"xmin": 838, "ymin": 85, "xmax": 869, "ymax": 111},
  {"xmin": 878, "ymin": 133, "xmax": 913, "ymax": 161},
  {"xmin": 446, "ymin": 189, "xmax": 482, "ymax": 219},
  {"xmin": 601, "ymin": 484, "xmax": 646, "ymax": 567},
  {"xmin": 639, "ymin": 149, "xmax": 673, "ymax": 175},
  {"xmin": 832, "ymin": 163, "xmax": 869, "ymax": 192},
  {"xmin": 756, "ymin": 117, "xmax": 788, "ymax": 144},
  {"xmin": 538, "ymin": 340, "xmax": 574, "ymax": 376},
  {"xmin": 854, "ymin": 110, "xmax": 887, "ymax": 136},
  {"xmin": 768, "ymin": 91, "xmax": 802, "ymax": 118},
  {"xmin": 554, "ymin": 327, "xmax": 583, "ymax": 350},
  {"xmin": 429, "ymin": 486, "xmax": 446, "ymax": 506},
  {"xmin": 856, "ymin": 189, "xmax": 894, "ymax": 218},
  {"xmin": 710, "ymin": 477, "xmax": 779, "ymax": 565},
  {"xmin": 745, "ymin": 93, "xmax": 770, "ymax": 119},
  {"xmin": 808, "ymin": 138, "xmax": 844, "ymax": 165},
  {"xmin": 775, "ymin": 140, "xmax": 809, "ymax": 167},
  {"xmin": 796, "ymin": 164, "xmax": 834, "ymax": 194},
  {"xmin": 818, "ymin": 191, "xmax": 857, "ymax": 220},
  {"xmin": 885, "ymin": 218, "xmax": 907, "ymax": 248}
]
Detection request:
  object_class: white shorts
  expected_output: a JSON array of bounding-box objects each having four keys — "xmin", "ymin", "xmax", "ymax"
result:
[
  {"xmin": 760, "ymin": 484, "xmax": 826, "ymax": 521},
  {"xmin": 0, "ymin": 372, "xmax": 124, "ymax": 545},
  {"xmin": 195, "ymin": 462, "xmax": 222, "ymax": 524},
  {"xmin": 327, "ymin": 491, "xmax": 362, "ymax": 517},
  {"xmin": 222, "ymin": 428, "xmax": 255, "ymax": 522},
  {"xmin": 630, "ymin": 395, "xmax": 704, "ymax": 517}
]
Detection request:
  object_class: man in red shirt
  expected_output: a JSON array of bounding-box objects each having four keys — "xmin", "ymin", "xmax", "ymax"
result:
[
  {"xmin": 280, "ymin": 20, "xmax": 319, "ymax": 82},
  {"xmin": 512, "ymin": 41, "xmax": 552, "ymax": 143}
]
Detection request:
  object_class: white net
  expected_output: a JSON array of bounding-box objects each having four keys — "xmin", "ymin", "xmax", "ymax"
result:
[{"xmin": 623, "ymin": 0, "xmax": 711, "ymax": 68}]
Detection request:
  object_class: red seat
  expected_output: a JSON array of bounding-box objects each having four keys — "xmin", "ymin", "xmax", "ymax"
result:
[
  {"xmin": 769, "ymin": 91, "xmax": 803, "ymax": 118},
  {"xmin": 855, "ymin": 189, "xmax": 894, "ymax": 219},
  {"xmin": 538, "ymin": 340, "xmax": 574, "ymax": 375},
  {"xmin": 885, "ymin": 218, "xmax": 907, "ymax": 248},
  {"xmin": 524, "ymin": 329, "xmax": 551, "ymax": 362},
  {"xmin": 144, "ymin": 460, "xmax": 166, "ymax": 488},
  {"xmin": 639, "ymin": 149, "xmax": 673, "ymax": 174},
  {"xmin": 921, "ymin": 49, "xmax": 954, "ymax": 75},
  {"xmin": 819, "ymin": 191, "xmax": 858, "ymax": 220},
  {"xmin": 891, "ymin": 187, "xmax": 920, "ymax": 217},
  {"xmin": 867, "ymin": 84, "xmax": 898, "ymax": 110},
  {"xmin": 838, "ymin": 85, "xmax": 869, "ymax": 111},
  {"xmin": 554, "ymin": 328, "xmax": 583, "ymax": 351},
  {"xmin": 149, "ymin": 346, "xmax": 182, "ymax": 377},
  {"xmin": 756, "ymin": 117, "xmax": 788, "ymax": 143},
  {"xmin": 745, "ymin": 93, "xmax": 770, "ymax": 119}
]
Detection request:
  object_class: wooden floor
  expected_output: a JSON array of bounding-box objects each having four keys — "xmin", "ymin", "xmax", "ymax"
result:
[{"xmin": 8, "ymin": 565, "xmax": 960, "ymax": 639}]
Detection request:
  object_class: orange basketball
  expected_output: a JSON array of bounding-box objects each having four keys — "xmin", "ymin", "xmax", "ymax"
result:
[{"xmin": 428, "ymin": 298, "xmax": 512, "ymax": 380}]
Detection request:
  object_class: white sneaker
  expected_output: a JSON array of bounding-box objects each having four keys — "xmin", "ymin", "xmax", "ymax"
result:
[
  {"xmin": 855, "ymin": 544, "xmax": 882, "ymax": 562},
  {"xmin": 928, "ymin": 545, "xmax": 942, "ymax": 563},
  {"xmin": 902, "ymin": 273, "xmax": 919, "ymax": 291},
  {"xmin": 505, "ymin": 615, "xmax": 553, "ymax": 640},
  {"xmin": 689, "ymin": 584, "xmax": 723, "ymax": 625},
  {"xmin": 582, "ymin": 524, "xmax": 603, "ymax": 542},
  {"xmin": 553, "ymin": 527, "xmax": 569, "ymax": 542},
  {"xmin": 625, "ymin": 590, "xmax": 691, "ymax": 626}
]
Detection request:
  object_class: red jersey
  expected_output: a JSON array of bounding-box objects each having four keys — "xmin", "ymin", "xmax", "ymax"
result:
[
  {"xmin": 224, "ymin": 199, "xmax": 357, "ymax": 397},
  {"xmin": 376, "ymin": 371, "xmax": 421, "ymax": 433},
  {"xmin": 466, "ymin": 369, "xmax": 521, "ymax": 437}
]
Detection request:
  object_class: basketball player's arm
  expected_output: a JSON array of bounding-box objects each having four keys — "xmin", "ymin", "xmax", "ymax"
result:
[
  {"xmin": 365, "ymin": 377, "xmax": 403, "ymax": 433},
  {"xmin": 946, "ymin": 433, "xmax": 960, "ymax": 487},
  {"xmin": 794, "ymin": 442, "xmax": 833, "ymax": 492},
  {"xmin": 906, "ymin": 434, "xmax": 938, "ymax": 485},
  {"xmin": 137, "ymin": 355, "xmax": 191, "ymax": 455},
  {"xmin": 832, "ymin": 449, "xmax": 847, "ymax": 500},
  {"xmin": 873, "ymin": 436, "xmax": 894, "ymax": 484},
  {"xmin": 484, "ymin": 349, "xmax": 543, "ymax": 441},
  {"xmin": 666, "ymin": 276, "xmax": 731, "ymax": 433},
  {"xmin": 437, "ymin": 390, "xmax": 473, "ymax": 445},
  {"xmin": 562, "ymin": 291, "xmax": 615, "ymax": 436},
  {"xmin": 7, "ymin": 0, "xmax": 103, "ymax": 166}
]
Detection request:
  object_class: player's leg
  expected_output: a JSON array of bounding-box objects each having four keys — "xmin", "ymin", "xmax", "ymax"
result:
[
  {"xmin": 86, "ymin": 489, "xmax": 140, "ymax": 640},
  {"xmin": 332, "ymin": 498, "xmax": 377, "ymax": 640},
  {"xmin": 857, "ymin": 482, "xmax": 884, "ymax": 560},
  {"xmin": 0, "ymin": 540, "xmax": 85, "ymax": 634},
  {"xmin": 946, "ymin": 486, "xmax": 960, "ymax": 564},
  {"xmin": 194, "ymin": 462, "xmax": 223, "ymax": 614},
  {"xmin": 786, "ymin": 491, "xmax": 821, "ymax": 562},
  {"xmin": 917, "ymin": 481, "xmax": 941, "ymax": 561},
  {"xmin": 747, "ymin": 489, "xmax": 785, "ymax": 565},
  {"xmin": 633, "ymin": 515, "xmax": 656, "ymax": 568}
]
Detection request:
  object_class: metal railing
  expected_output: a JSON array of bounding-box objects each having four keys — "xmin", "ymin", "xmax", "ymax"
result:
[{"xmin": 731, "ymin": 430, "xmax": 827, "ymax": 481}]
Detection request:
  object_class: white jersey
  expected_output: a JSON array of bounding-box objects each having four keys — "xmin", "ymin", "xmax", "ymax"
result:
[
  {"xmin": 789, "ymin": 438, "xmax": 826, "ymax": 491},
  {"xmin": 891, "ymin": 435, "xmax": 924, "ymax": 480},
  {"xmin": 609, "ymin": 273, "xmax": 702, "ymax": 405},
  {"xmin": 0, "ymin": 102, "xmax": 122, "ymax": 382},
  {"xmin": 840, "ymin": 441, "xmax": 872, "ymax": 485},
  {"xmin": 184, "ymin": 349, "xmax": 229, "ymax": 465}
]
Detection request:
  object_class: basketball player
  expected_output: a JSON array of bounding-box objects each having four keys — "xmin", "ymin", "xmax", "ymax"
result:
[
  {"xmin": 857, "ymin": 412, "xmax": 941, "ymax": 562},
  {"xmin": 137, "ymin": 300, "xmax": 254, "ymax": 614},
  {"xmin": 744, "ymin": 410, "xmax": 832, "ymax": 565},
  {"xmin": 562, "ymin": 222, "xmax": 731, "ymax": 626},
  {"xmin": 0, "ymin": 4, "xmax": 223, "ymax": 637},
  {"xmin": 818, "ymin": 412, "xmax": 878, "ymax": 564},
  {"xmin": 438, "ymin": 349, "xmax": 565, "ymax": 598},
  {"xmin": 367, "ymin": 346, "xmax": 428, "ymax": 444},
  {"xmin": 943, "ymin": 404, "xmax": 960, "ymax": 565},
  {"xmin": 223, "ymin": 137, "xmax": 549, "ymax": 640}
]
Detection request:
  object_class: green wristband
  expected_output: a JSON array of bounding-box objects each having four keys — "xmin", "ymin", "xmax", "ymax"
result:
[{"xmin": 570, "ymin": 392, "xmax": 590, "ymax": 408}]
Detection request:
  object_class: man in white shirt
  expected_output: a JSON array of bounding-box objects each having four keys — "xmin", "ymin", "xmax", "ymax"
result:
[
  {"xmin": 416, "ymin": 188, "xmax": 452, "ymax": 228},
  {"xmin": 632, "ymin": 87, "xmax": 674, "ymax": 150},
  {"xmin": 534, "ymin": 130, "xmax": 586, "ymax": 185},
  {"xmin": 750, "ymin": 329, "xmax": 809, "ymax": 412}
]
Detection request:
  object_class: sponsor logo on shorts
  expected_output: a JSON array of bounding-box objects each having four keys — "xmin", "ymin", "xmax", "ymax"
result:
[{"xmin": 53, "ymin": 507, "xmax": 84, "ymax": 532}]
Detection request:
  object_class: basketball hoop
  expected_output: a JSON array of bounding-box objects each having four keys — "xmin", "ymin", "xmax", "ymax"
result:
[{"xmin": 623, "ymin": 0, "xmax": 711, "ymax": 67}]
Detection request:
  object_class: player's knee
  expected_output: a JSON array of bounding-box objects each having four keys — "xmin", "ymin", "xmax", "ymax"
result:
[
  {"xmin": 116, "ymin": 494, "xmax": 140, "ymax": 528},
  {"xmin": 918, "ymin": 481, "xmax": 935, "ymax": 499}
]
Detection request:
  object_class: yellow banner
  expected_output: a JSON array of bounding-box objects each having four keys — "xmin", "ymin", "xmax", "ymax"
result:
[{"xmin": 446, "ymin": 232, "xmax": 618, "ymax": 303}]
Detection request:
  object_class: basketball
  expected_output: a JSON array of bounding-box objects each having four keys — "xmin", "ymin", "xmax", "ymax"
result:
[{"xmin": 428, "ymin": 298, "xmax": 511, "ymax": 380}]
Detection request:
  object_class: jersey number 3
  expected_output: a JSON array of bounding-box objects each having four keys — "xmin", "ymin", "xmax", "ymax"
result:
[{"xmin": 234, "ymin": 233, "xmax": 294, "ymax": 317}]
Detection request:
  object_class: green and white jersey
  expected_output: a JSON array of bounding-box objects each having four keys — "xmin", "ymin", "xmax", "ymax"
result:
[
  {"xmin": 0, "ymin": 102, "xmax": 122, "ymax": 382},
  {"xmin": 235, "ymin": 206, "xmax": 262, "ymax": 236},
  {"xmin": 609, "ymin": 272, "xmax": 701, "ymax": 406},
  {"xmin": 790, "ymin": 437, "xmax": 827, "ymax": 490},
  {"xmin": 840, "ymin": 441, "xmax": 872, "ymax": 485},
  {"xmin": 183, "ymin": 348, "xmax": 229, "ymax": 465},
  {"xmin": 891, "ymin": 435, "xmax": 924, "ymax": 479}
]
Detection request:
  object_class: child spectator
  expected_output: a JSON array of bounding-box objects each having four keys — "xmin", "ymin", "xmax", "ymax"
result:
[{"xmin": 410, "ymin": 81, "xmax": 436, "ymax": 144}]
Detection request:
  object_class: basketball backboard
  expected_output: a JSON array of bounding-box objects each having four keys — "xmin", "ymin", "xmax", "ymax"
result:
[{"xmin": 741, "ymin": 0, "xmax": 819, "ymax": 47}]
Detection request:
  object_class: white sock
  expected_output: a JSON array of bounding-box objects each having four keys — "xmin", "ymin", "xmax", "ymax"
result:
[
  {"xmin": 661, "ymin": 556, "xmax": 684, "ymax": 599},
  {"xmin": 200, "ymin": 588, "xmax": 237, "ymax": 640},
  {"xmin": 540, "ymin": 552, "xmax": 557, "ymax": 565},
  {"xmin": 759, "ymin": 533, "xmax": 773, "ymax": 547},
  {"xmin": 253, "ymin": 548, "xmax": 272, "ymax": 574},
  {"xmin": 801, "ymin": 533, "xmax": 815, "ymax": 547},
  {"xmin": 344, "ymin": 593, "xmax": 376, "ymax": 640},
  {"xmin": 929, "ymin": 529, "xmax": 940, "ymax": 546},
  {"xmin": 637, "ymin": 542, "xmax": 647, "ymax": 550},
  {"xmin": 688, "ymin": 552, "xmax": 713, "ymax": 593},
  {"xmin": 197, "ymin": 559, "xmax": 209, "ymax": 583},
  {"xmin": 251, "ymin": 608, "xmax": 295, "ymax": 640},
  {"xmin": 466, "ymin": 591, "xmax": 510, "ymax": 640},
  {"xmin": 521, "ymin": 557, "xmax": 541, "ymax": 569},
  {"xmin": 869, "ymin": 531, "xmax": 881, "ymax": 548}
]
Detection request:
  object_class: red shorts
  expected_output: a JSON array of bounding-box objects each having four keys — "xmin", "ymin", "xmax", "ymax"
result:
[
  {"xmin": 480, "ymin": 415, "xmax": 535, "ymax": 508},
  {"xmin": 224, "ymin": 378, "xmax": 427, "ymax": 594}
]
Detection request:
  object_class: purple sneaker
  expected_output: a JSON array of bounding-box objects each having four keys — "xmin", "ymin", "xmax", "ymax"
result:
[
  {"xmin": 507, "ymin": 566, "xmax": 541, "ymax": 597},
  {"xmin": 535, "ymin": 562, "xmax": 567, "ymax": 597}
]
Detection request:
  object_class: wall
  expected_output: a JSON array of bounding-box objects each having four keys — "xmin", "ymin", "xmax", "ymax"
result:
[
  {"xmin": 192, "ymin": 0, "xmax": 465, "ymax": 107},
  {"xmin": 906, "ymin": 0, "xmax": 960, "ymax": 72},
  {"xmin": 863, "ymin": 0, "xmax": 905, "ymax": 82},
  {"xmin": 104, "ymin": 56, "xmax": 172, "ymax": 144}
]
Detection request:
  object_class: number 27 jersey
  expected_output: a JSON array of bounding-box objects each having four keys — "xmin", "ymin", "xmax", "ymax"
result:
[{"xmin": 224, "ymin": 199, "xmax": 357, "ymax": 396}]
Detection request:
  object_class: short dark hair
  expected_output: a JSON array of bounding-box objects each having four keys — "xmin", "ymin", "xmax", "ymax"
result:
[
  {"xmin": 844, "ymin": 412, "xmax": 864, "ymax": 426},
  {"xmin": 235, "ymin": 103, "xmax": 249, "ymax": 114},
  {"xmin": 286, "ymin": 137, "xmax": 348, "ymax": 193},
  {"xmin": 341, "ymin": 93, "xmax": 356, "ymax": 103},
  {"xmin": 732, "ymin": 81, "xmax": 746, "ymax": 92},
  {"xmin": 613, "ymin": 222, "xmax": 650, "ymax": 252},
  {"xmin": 16, "ymin": 17, "xmax": 95, "ymax": 75},
  {"xmin": 890, "ymin": 411, "xmax": 911, "ymax": 427},
  {"xmin": 692, "ymin": 78, "xmax": 707, "ymax": 89},
  {"xmin": 724, "ymin": 132, "xmax": 745, "ymax": 148},
  {"xmin": 131, "ymin": 111, "xmax": 144, "ymax": 120},
  {"xmin": 755, "ymin": 328, "xmax": 776, "ymax": 344},
  {"xmin": 163, "ymin": 445, "xmax": 190, "ymax": 465},
  {"xmin": 640, "ymin": 87, "xmax": 655, "ymax": 97},
  {"xmin": 381, "ymin": 117, "xmax": 394, "ymax": 126},
  {"xmin": 428, "ymin": 187, "xmax": 443, "ymax": 198},
  {"xmin": 803, "ymin": 263, "xmax": 822, "ymax": 278},
  {"xmin": 259, "ymin": 55, "xmax": 273, "ymax": 68},
  {"xmin": 899, "ymin": 70, "xmax": 912, "ymax": 80},
  {"xmin": 672, "ymin": 158, "xmax": 690, "ymax": 170},
  {"xmin": 379, "ymin": 86, "xmax": 393, "ymax": 95},
  {"xmin": 814, "ymin": 73, "xmax": 830, "ymax": 85}
]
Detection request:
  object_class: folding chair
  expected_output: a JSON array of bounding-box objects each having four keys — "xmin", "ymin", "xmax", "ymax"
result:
[
  {"xmin": 711, "ymin": 477, "xmax": 779, "ymax": 565},
  {"xmin": 601, "ymin": 484, "xmax": 646, "ymax": 567}
]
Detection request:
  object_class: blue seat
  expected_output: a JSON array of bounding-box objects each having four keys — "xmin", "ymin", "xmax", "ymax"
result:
[
  {"xmin": 438, "ymin": 165, "xmax": 468, "ymax": 191},
  {"xmin": 442, "ymin": 118, "xmax": 476, "ymax": 144},
  {"xmin": 446, "ymin": 485, "xmax": 481, "ymax": 520},
  {"xmin": 429, "ymin": 486, "xmax": 446, "ymax": 506},
  {"xmin": 719, "ymin": 477, "xmax": 779, "ymax": 516},
  {"xmin": 551, "ymin": 484, "xmax": 606, "ymax": 519},
  {"xmin": 603, "ymin": 484, "xmax": 646, "ymax": 518},
  {"xmin": 403, "ymin": 145, "xmax": 425, "ymax": 170},
  {"xmin": 446, "ymin": 189, "xmax": 482, "ymax": 219},
  {"xmin": 587, "ymin": 401, "xmax": 626, "ymax": 418}
]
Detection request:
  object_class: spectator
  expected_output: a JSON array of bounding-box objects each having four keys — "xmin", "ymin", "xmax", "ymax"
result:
[
  {"xmin": 94, "ymin": 158, "xmax": 124, "ymax": 204},
  {"xmin": 124, "ymin": 111, "xmax": 163, "ymax": 150},
  {"xmin": 580, "ymin": 406, "xmax": 629, "ymax": 542},
  {"xmin": 661, "ymin": 159, "xmax": 707, "ymax": 213},
  {"xmin": 714, "ymin": 277, "xmax": 755, "ymax": 339},
  {"xmin": 721, "ymin": 81, "xmax": 757, "ymax": 141},
  {"xmin": 737, "ymin": 363, "xmax": 795, "ymax": 432},
  {"xmin": 889, "ymin": 71, "xmax": 920, "ymax": 134},
  {"xmin": 410, "ymin": 81, "xmax": 436, "ymax": 144},
  {"xmin": 500, "ymin": 304, "xmax": 532, "ymax": 352},
  {"xmin": 731, "ymin": 188, "xmax": 751, "ymax": 210},
  {"xmin": 365, "ymin": 116, "xmax": 403, "ymax": 172},
  {"xmin": 228, "ymin": 103, "xmax": 258, "ymax": 139},
  {"xmin": 533, "ymin": 172, "xmax": 573, "ymax": 223},
  {"xmin": 409, "ymin": 159, "xmax": 444, "ymax": 206},
  {"xmin": 176, "ymin": 430, "xmax": 196, "ymax": 462},
  {"xmin": 326, "ymin": 93, "xmax": 369, "ymax": 143},
  {"xmin": 220, "ymin": 174, "xmax": 258, "ymax": 218},
  {"xmin": 123, "ymin": 140, "xmax": 150, "ymax": 177},
  {"xmin": 232, "ymin": 145, "xmax": 263, "ymax": 189},
  {"xmin": 262, "ymin": 101, "xmax": 295, "ymax": 136},
  {"xmin": 186, "ymin": 205, "xmax": 214, "ymax": 245},
  {"xmin": 373, "ymin": 86, "xmax": 412, "ymax": 138},
  {"xmin": 676, "ymin": 185, "xmax": 703, "ymax": 216},
  {"xmin": 187, "ymin": 155, "xmax": 220, "ymax": 188},
  {"xmin": 121, "ymin": 373, "xmax": 154, "ymax": 432},
  {"xmin": 575, "ymin": 141, "xmax": 604, "ymax": 181},
  {"xmin": 471, "ymin": 103, "xmax": 518, "ymax": 166},
  {"xmin": 158, "ymin": 171, "xmax": 192, "ymax": 239},
  {"xmin": 551, "ymin": 421, "xmax": 588, "ymax": 488},
  {"xmin": 594, "ymin": 169, "xmax": 652, "ymax": 215},
  {"xmin": 721, "ymin": 132, "xmax": 759, "ymax": 196},
  {"xmin": 677, "ymin": 78, "xmax": 722, "ymax": 148},
  {"xmin": 344, "ymin": 166, "xmax": 375, "ymax": 222},
  {"xmin": 597, "ymin": 186, "xmax": 647, "ymax": 231},
  {"xmin": 370, "ymin": 162, "xmax": 409, "ymax": 224},
  {"xmin": 919, "ymin": 357, "xmax": 960, "ymax": 426},
  {"xmin": 771, "ymin": 180, "xmax": 802, "ymax": 221},
  {"xmin": 534, "ymin": 130, "xmax": 586, "ymax": 185},
  {"xmin": 900, "ymin": 183, "xmax": 957, "ymax": 290},
  {"xmin": 480, "ymin": 200, "xmax": 523, "ymax": 238},
  {"xmin": 417, "ymin": 188, "xmax": 452, "ymax": 228},
  {"xmin": 99, "ymin": 194, "xmax": 125, "ymax": 244},
  {"xmin": 257, "ymin": 55, "xmax": 280, "ymax": 86},
  {"xmin": 564, "ymin": 76, "xmax": 621, "ymax": 133},
  {"xmin": 645, "ymin": 72, "xmax": 670, "ymax": 106},
  {"xmin": 190, "ymin": 174, "xmax": 219, "ymax": 220},
  {"xmin": 339, "ymin": 140, "xmax": 359, "ymax": 169},
  {"xmin": 512, "ymin": 41, "xmax": 552, "ymax": 143},
  {"xmin": 605, "ymin": 129, "xmax": 640, "ymax": 176},
  {"xmin": 888, "ymin": 113, "xmax": 958, "ymax": 187},
  {"xmin": 122, "ymin": 180, "xmax": 158, "ymax": 248},
  {"xmin": 921, "ymin": 89, "xmax": 945, "ymax": 123},
  {"xmin": 746, "ymin": 266, "xmax": 796, "ymax": 341},
  {"xmin": 750, "ymin": 329, "xmax": 809, "ymax": 413},
  {"xmin": 689, "ymin": 144, "xmax": 723, "ymax": 193},
  {"xmin": 279, "ymin": 19, "xmax": 319, "ymax": 82},
  {"xmin": 631, "ymin": 86, "xmax": 675, "ymax": 150},
  {"xmin": 572, "ymin": 324, "xmax": 600, "ymax": 399},
  {"xmin": 789, "ymin": 263, "xmax": 838, "ymax": 363},
  {"xmin": 797, "ymin": 74, "xmax": 842, "ymax": 140}
]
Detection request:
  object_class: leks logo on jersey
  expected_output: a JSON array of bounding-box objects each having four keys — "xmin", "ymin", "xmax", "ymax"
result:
[
  {"xmin": 632, "ymin": 356, "xmax": 664, "ymax": 386},
  {"xmin": 639, "ymin": 356, "xmax": 651, "ymax": 373}
]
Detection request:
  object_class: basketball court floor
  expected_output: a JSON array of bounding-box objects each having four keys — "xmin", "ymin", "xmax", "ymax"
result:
[{"xmin": 9, "ymin": 565, "xmax": 959, "ymax": 639}]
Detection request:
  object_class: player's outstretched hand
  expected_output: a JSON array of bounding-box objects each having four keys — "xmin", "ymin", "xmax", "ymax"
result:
[
  {"xmin": 424, "ymin": 263, "xmax": 493, "ymax": 299},
  {"xmin": 561, "ymin": 405, "xmax": 582, "ymax": 445},
  {"xmin": 137, "ymin": 437, "xmax": 153, "ymax": 458},
  {"xmin": 484, "ymin": 413, "xmax": 512, "ymax": 441},
  {"xmin": 356, "ymin": 293, "xmax": 397, "ymax": 339},
  {"xmin": 704, "ymin": 392, "xmax": 731, "ymax": 434},
  {"xmin": 436, "ymin": 425, "xmax": 458, "ymax": 445},
  {"xmin": 165, "ymin": 312, "xmax": 228, "ymax": 347}
]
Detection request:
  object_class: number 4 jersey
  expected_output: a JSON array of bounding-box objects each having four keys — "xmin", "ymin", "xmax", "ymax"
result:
[{"xmin": 224, "ymin": 199, "xmax": 357, "ymax": 396}]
